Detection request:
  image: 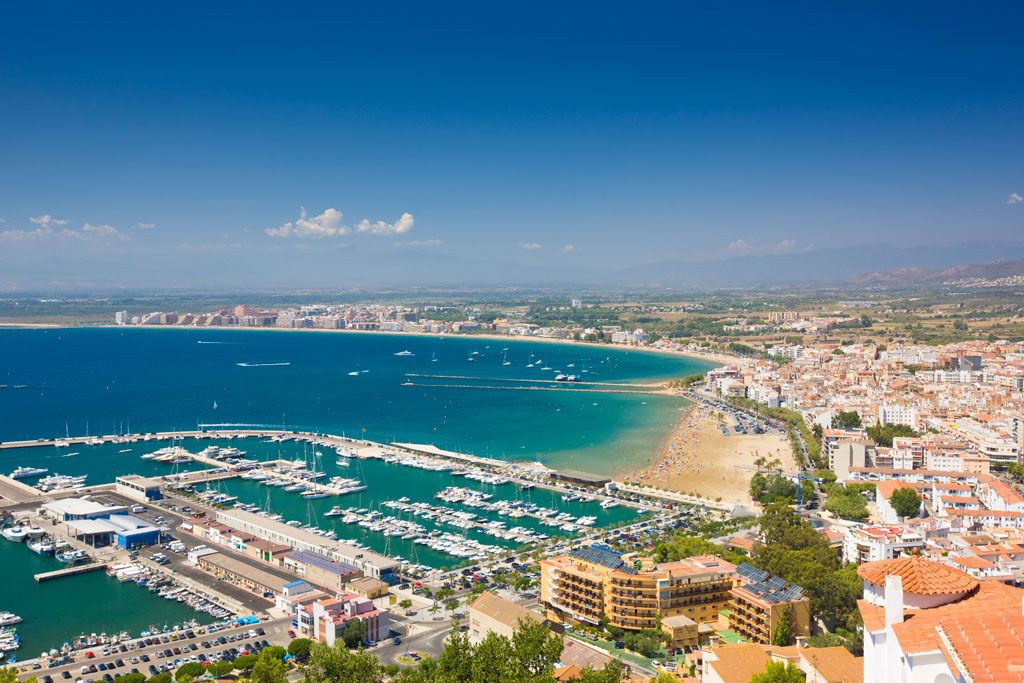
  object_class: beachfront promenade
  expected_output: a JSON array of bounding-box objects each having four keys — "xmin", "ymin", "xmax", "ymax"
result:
[{"xmin": 0, "ymin": 427, "xmax": 734, "ymax": 512}]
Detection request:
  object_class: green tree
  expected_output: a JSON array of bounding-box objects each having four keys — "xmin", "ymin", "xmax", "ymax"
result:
[
  {"xmin": 174, "ymin": 663, "xmax": 205, "ymax": 683},
  {"xmin": 261, "ymin": 645, "xmax": 287, "ymax": 661},
  {"xmin": 398, "ymin": 598, "xmax": 413, "ymax": 613},
  {"xmin": 288, "ymin": 637, "xmax": 314, "ymax": 662},
  {"xmin": 304, "ymin": 640, "xmax": 386, "ymax": 683},
  {"xmin": 577, "ymin": 661, "xmax": 623, "ymax": 683},
  {"xmin": 231, "ymin": 654, "xmax": 257, "ymax": 672},
  {"xmin": 340, "ymin": 618, "xmax": 368, "ymax": 648},
  {"xmin": 250, "ymin": 648, "xmax": 287, "ymax": 683},
  {"xmin": 648, "ymin": 673, "xmax": 677, "ymax": 683},
  {"xmin": 830, "ymin": 410, "xmax": 862, "ymax": 430},
  {"xmin": 206, "ymin": 660, "xmax": 235, "ymax": 677},
  {"xmin": 147, "ymin": 674, "xmax": 172, "ymax": 683},
  {"xmin": 510, "ymin": 617, "xmax": 564, "ymax": 678},
  {"xmin": 772, "ymin": 605, "xmax": 791, "ymax": 646},
  {"xmin": 890, "ymin": 487, "xmax": 921, "ymax": 518},
  {"xmin": 866, "ymin": 422, "xmax": 918, "ymax": 447},
  {"xmin": 750, "ymin": 661, "xmax": 804, "ymax": 683},
  {"xmin": 113, "ymin": 675, "xmax": 146, "ymax": 683}
]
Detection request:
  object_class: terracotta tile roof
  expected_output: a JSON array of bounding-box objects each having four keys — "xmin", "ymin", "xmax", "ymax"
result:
[
  {"xmin": 940, "ymin": 614, "xmax": 1024, "ymax": 681},
  {"xmin": 857, "ymin": 556, "xmax": 980, "ymax": 596},
  {"xmin": 705, "ymin": 643, "xmax": 770, "ymax": 683},
  {"xmin": 860, "ymin": 581, "xmax": 1024, "ymax": 661},
  {"xmin": 876, "ymin": 480, "xmax": 925, "ymax": 500},
  {"xmin": 951, "ymin": 556, "xmax": 996, "ymax": 570},
  {"xmin": 799, "ymin": 646, "xmax": 864, "ymax": 683}
]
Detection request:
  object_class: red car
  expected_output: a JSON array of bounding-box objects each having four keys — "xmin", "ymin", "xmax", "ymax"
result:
[
  {"xmin": 85, "ymin": 652, "xmax": 95, "ymax": 659},
  {"xmin": 288, "ymin": 630, "xmax": 296, "ymax": 638}
]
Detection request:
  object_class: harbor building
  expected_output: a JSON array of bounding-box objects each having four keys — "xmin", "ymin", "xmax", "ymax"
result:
[
  {"xmin": 42, "ymin": 498, "xmax": 127, "ymax": 521},
  {"xmin": 296, "ymin": 594, "xmax": 391, "ymax": 646},
  {"xmin": 42, "ymin": 498, "xmax": 160, "ymax": 549},
  {"xmin": 722, "ymin": 564, "xmax": 810, "ymax": 645},
  {"xmin": 114, "ymin": 475, "xmax": 164, "ymax": 503},
  {"xmin": 215, "ymin": 508, "xmax": 401, "ymax": 582},
  {"xmin": 540, "ymin": 546, "xmax": 736, "ymax": 645},
  {"xmin": 469, "ymin": 591, "xmax": 544, "ymax": 645},
  {"xmin": 282, "ymin": 550, "xmax": 361, "ymax": 590},
  {"xmin": 191, "ymin": 548, "xmax": 293, "ymax": 597}
]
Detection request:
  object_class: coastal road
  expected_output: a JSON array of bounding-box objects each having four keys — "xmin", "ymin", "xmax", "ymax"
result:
[{"xmin": 17, "ymin": 617, "xmax": 292, "ymax": 682}]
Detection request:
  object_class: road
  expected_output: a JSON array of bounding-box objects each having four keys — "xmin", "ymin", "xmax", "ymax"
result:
[{"xmin": 372, "ymin": 617, "xmax": 458, "ymax": 667}]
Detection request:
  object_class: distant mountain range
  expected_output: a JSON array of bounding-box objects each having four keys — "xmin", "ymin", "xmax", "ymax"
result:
[
  {"xmin": 4, "ymin": 241, "xmax": 1024, "ymax": 292},
  {"xmin": 848, "ymin": 258, "xmax": 1024, "ymax": 287}
]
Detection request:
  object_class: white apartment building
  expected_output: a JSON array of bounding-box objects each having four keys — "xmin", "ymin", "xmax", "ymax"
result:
[{"xmin": 878, "ymin": 404, "xmax": 918, "ymax": 429}]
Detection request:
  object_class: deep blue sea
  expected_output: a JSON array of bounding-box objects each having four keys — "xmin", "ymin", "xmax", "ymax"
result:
[{"xmin": 0, "ymin": 327, "xmax": 713, "ymax": 475}]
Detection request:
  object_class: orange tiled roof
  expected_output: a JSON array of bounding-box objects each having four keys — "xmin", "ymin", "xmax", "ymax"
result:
[
  {"xmin": 860, "ymin": 581, "xmax": 1024, "ymax": 663},
  {"xmin": 857, "ymin": 556, "xmax": 979, "ymax": 596},
  {"xmin": 940, "ymin": 614, "xmax": 1024, "ymax": 681},
  {"xmin": 951, "ymin": 556, "xmax": 996, "ymax": 570}
]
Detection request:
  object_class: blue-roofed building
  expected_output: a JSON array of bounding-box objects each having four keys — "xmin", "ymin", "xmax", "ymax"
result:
[
  {"xmin": 726, "ymin": 564, "xmax": 810, "ymax": 645},
  {"xmin": 283, "ymin": 550, "xmax": 362, "ymax": 590}
]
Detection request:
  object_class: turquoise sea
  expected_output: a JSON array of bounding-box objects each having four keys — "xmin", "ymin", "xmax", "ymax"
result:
[
  {"xmin": 0, "ymin": 327, "xmax": 713, "ymax": 474},
  {"xmin": 0, "ymin": 327, "xmax": 714, "ymax": 657}
]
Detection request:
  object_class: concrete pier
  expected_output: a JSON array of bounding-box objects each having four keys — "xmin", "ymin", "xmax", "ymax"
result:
[{"xmin": 34, "ymin": 561, "xmax": 106, "ymax": 581}]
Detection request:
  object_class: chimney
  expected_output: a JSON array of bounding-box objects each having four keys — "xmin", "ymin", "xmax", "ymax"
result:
[{"xmin": 885, "ymin": 575, "xmax": 905, "ymax": 627}]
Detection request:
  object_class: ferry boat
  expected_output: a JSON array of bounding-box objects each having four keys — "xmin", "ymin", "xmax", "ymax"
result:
[
  {"xmin": 1, "ymin": 527, "xmax": 27, "ymax": 542},
  {"xmin": 0, "ymin": 613, "xmax": 22, "ymax": 627},
  {"xmin": 8, "ymin": 466, "xmax": 47, "ymax": 479}
]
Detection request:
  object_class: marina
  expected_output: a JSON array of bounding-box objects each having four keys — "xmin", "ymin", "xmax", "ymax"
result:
[{"xmin": 0, "ymin": 428, "xmax": 657, "ymax": 656}]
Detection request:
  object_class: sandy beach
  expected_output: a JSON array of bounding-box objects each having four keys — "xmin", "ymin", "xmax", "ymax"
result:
[{"xmin": 627, "ymin": 403, "xmax": 794, "ymax": 507}]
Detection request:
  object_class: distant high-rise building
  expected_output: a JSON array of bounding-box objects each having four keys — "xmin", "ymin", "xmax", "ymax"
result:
[{"xmin": 114, "ymin": 310, "xmax": 129, "ymax": 325}]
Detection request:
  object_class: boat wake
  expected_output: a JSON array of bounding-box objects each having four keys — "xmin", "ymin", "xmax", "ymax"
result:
[{"xmin": 236, "ymin": 362, "xmax": 291, "ymax": 367}]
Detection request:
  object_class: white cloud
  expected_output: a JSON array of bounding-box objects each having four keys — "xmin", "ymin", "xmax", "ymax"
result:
[
  {"xmin": 267, "ymin": 207, "xmax": 414, "ymax": 238},
  {"xmin": 519, "ymin": 242, "xmax": 543, "ymax": 250},
  {"xmin": 134, "ymin": 222, "xmax": 156, "ymax": 230},
  {"xmin": 266, "ymin": 207, "xmax": 346, "ymax": 238},
  {"xmin": 0, "ymin": 227, "xmax": 49, "ymax": 242},
  {"xmin": 561, "ymin": 244, "xmax": 574, "ymax": 253},
  {"xmin": 355, "ymin": 212, "xmax": 414, "ymax": 235},
  {"xmin": 29, "ymin": 214, "xmax": 68, "ymax": 228},
  {"xmin": 396, "ymin": 239, "xmax": 442, "ymax": 248},
  {"xmin": 726, "ymin": 238, "xmax": 813, "ymax": 257},
  {"xmin": 62, "ymin": 223, "xmax": 129, "ymax": 241},
  {"xmin": 1007, "ymin": 192, "xmax": 1024, "ymax": 205}
]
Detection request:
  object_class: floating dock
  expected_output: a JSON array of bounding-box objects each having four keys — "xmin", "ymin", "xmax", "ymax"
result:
[{"xmin": 34, "ymin": 561, "xmax": 105, "ymax": 582}]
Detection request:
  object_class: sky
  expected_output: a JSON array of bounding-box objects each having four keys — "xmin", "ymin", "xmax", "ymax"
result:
[{"xmin": 1, "ymin": 2, "xmax": 1023, "ymax": 289}]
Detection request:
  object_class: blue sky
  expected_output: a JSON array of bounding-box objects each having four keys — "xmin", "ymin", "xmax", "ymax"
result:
[{"xmin": 1, "ymin": 2, "xmax": 1022, "ymax": 288}]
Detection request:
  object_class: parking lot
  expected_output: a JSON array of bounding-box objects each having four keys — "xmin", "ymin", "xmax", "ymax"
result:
[{"xmin": 20, "ymin": 617, "xmax": 292, "ymax": 682}]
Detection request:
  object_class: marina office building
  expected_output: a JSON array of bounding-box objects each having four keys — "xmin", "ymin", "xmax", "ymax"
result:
[
  {"xmin": 42, "ymin": 498, "xmax": 162, "ymax": 549},
  {"xmin": 215, "ymin": 508, "xmax": 401, "ymax": 583}
]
